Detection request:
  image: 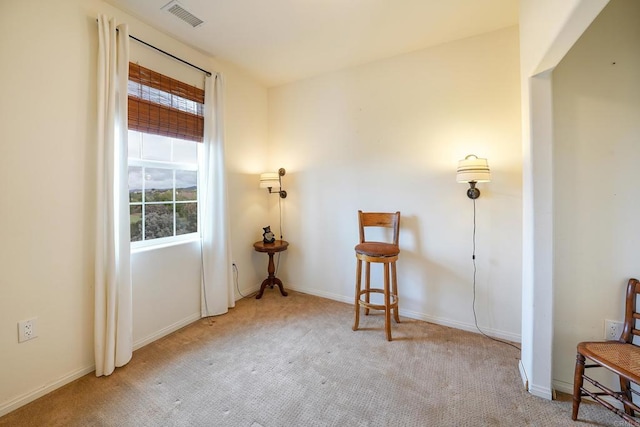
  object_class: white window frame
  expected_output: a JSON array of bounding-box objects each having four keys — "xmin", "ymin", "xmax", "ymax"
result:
[{"xmin": 128, "ymin": 134, "xmax": 200, "ymax": 250}]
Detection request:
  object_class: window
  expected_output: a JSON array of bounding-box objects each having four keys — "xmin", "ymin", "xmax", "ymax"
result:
[
  {"xmin": 127, "ymin": 63, "xmax": 205, "ymax": 245},
  {"xmin": 128, "ymin": 131, "xmax": 198, "ymax": 243}
]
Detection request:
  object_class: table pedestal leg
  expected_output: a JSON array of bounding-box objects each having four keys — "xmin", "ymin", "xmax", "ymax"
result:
[{"xmin": 256, "ymin": 252, "xmax": 288, "ymax": 299}]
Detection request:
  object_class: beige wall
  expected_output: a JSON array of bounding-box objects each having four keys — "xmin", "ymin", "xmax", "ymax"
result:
[
  {"xmin": 519, "ymin": 0, "xmax": 607, "ymax": 77},
  {"xmin": 518, "ymin": 0, "xmax": 609, "ymax": 398},
  {"xmin": 268, "ymin": 27, "xmax": 522, "ymax": 339},
  {"xmin": 0, "ymin": 0, "xmax": 269, "ymax": 415},
  {"xmin": 552, "ymin": 0, "xmax": 640, "ymax": 393}
]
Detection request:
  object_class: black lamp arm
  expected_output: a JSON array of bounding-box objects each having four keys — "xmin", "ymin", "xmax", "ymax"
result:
[
  {"xmin": 264, "ymin": 168, "xmax": 287, "ymax": 198},
  {"xmin": 267, "ymin": 187, "xmax": 288, "ymax": 198}
]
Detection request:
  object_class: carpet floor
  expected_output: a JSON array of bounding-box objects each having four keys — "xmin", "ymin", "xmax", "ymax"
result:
[{"xmin": 0, "ymin": 291, "xmax": 625, "ymax": 426}]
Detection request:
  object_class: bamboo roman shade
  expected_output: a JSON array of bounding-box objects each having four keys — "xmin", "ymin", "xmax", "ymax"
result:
[{"xmin": 128, "ymin": 63, "xmax": 205, "ymax": 142}]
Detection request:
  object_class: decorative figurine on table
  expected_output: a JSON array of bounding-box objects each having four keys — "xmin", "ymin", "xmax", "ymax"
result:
[{"xmin": 262, "ymin": 226, "xmax": 276, "ymax": 244}]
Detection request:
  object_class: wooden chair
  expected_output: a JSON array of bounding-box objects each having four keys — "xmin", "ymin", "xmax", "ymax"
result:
[
  {"xmin": 352, "ymin": 210, "xmax": 400, "ymax": 341},
  {"xmin": 572, "ymin": 278, "xmax": 640, "ymax": 426}
]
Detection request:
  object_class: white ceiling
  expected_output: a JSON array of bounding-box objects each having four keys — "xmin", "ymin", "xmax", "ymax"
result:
[{"xmin": 106, "ymin": 0, "xmax": 519, "ymax": 87}]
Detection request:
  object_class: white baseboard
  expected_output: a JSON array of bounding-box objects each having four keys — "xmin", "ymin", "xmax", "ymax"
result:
[
  {"xmin": 529, "ymin": 383, "xmax": 554, "ymax": 400},
  {"xmin": 0, "ymin": 365, "xmax": 95, "ymax": 417},
  {"xmin": 519, "ymin": 359, "xmax": 529, "ymax": 390},
  {"xmin": 235, "ymin": 284, "xmax": 261, "ymax": 300},
  {"xmin": 289, "ymin": 284, "xmax": 521, "ymax": 343},
  {"xmin": 400, "ymin": 307, "xmax": 521, "ymax": 343},
  {"xmin": 519, "ymin": 363, "xmax": 559, "ymax": 402},
  {"xmin": 133, "ymin": 312, "xmax": 201, "ymax": 350},
  {"xmin": 287, "ymin": 285, "xmax": 353, "ymax": 305},
  {"xmin": 553, "ymin": 379, "xmax": 573, "ymax": 395}
]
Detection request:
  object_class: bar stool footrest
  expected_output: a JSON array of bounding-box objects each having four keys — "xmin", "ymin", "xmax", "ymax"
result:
[{"xmin": 357, "ymin": 288, "xmax": 398, "ymax": 311}]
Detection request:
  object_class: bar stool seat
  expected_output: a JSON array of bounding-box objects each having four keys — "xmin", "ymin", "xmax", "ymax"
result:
[
  {"xmin": 352, "ymin": 211, "xmax": 401, "ymax": 341},
  {"xmin": 355, "ymin": 242, "xmax": 399, "ymax": 257}
]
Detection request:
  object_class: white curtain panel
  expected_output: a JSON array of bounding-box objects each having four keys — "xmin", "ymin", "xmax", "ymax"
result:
[
  {"xmin": 200, "ymin": 73, "xmax": 235, "ymax": 316},
  {"xmin": 95, "ymin": 15, "xmax": 133, "ymax": 376}
]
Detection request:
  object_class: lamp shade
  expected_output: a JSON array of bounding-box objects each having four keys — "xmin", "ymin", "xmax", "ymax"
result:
[
  {"xmin": 259, "ymin": 172, "xmax": 279, "ymax": 188},
  {"xmin": 456, "ymin": 155, "xmax": 491, "ymax": 183}
]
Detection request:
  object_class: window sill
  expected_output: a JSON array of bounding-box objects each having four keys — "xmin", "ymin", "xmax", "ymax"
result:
[{"xmin": 130, "ymin": 234, "xmax": 201, "ymax": 254}]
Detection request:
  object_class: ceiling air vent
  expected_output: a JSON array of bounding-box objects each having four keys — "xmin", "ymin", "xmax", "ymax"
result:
[{"xmin": 162, "ymin": 0, "xmax": 204, "ymax": 28}]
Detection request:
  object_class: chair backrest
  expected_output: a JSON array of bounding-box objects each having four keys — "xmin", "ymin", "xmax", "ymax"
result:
[
  {"xmin": 622, "ymin": 278, "xmax": 640, "ymax": 344},
  {"xmin": 358, "ymin": 211, "xmax": 401, "ymax": 246}
]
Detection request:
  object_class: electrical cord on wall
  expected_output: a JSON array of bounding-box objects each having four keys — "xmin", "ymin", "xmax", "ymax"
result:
[
  {"xmin": 233, "ymin": 263, "xmax": 245, "ymax": 297},
  {"xmin": 275, "ymin": 191, "xmax": 285, "ymax": 276},
  {"xmin": 278, "ymin": 193, "xmax": 284, "ymax": 240},
  {"xmin": 471, "ymin": 198, "xmax": 520, "ymax": 351},
  {"xmin": 234, "ymin": 263, "xmax": 261, "ymax": 299},
  {"xmin": 275, "ymin": 251, "xmax": 282, "ymax": 277}
]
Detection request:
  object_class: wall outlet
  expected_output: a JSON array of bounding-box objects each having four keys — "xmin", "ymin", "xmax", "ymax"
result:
[
  {"xmin": 604, "ymin": 319, "xmax": 623, "ymax": 341},
  {"xmin": 18, "ymin": 317, "xmax": 38, "ymax": 343}
]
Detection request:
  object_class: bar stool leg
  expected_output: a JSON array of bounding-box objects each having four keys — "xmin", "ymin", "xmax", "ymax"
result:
[
  {"xmin": 364, "ymin": 262, "xmax": 371, "ymax": 316},
  {"xmin": 384, "ymin": 262, "xmax": 392, "ymax": 341},
  {"xmin": 391, "ymin": 261, "xmax": 400, "ymax": 323},
  {"xmin": 353, "ymin": 258, "xmax": 362, "ymax": 331}
]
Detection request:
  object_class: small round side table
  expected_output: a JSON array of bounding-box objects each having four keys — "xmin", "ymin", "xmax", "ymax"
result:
[{"xmin": 253, "ymin": 240, "xmax": 289, "ymax": 299}]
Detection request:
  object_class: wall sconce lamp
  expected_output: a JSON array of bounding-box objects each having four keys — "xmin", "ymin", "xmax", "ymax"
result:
[
  {"xmin": 456, "ymin": 154, "xmax": 491, "ymax": 199},
  {"xmin": 260, "ymin": 168, "xmax": 287, "ymax": 198}
]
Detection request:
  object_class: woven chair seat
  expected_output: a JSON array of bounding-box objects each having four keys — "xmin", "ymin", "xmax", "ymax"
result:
[
  {"xmin": 572, "ymin": 278, "xmax": 640, "ymax": 427},
  {"xmin": 578, "ymin": 341, "xmax": 640, "ymax": 383}
]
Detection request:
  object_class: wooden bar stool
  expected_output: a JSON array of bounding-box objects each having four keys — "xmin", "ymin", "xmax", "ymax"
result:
[{"xmin": 352, "ymin": 210, "xmax": 401, "ymax": 341}]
